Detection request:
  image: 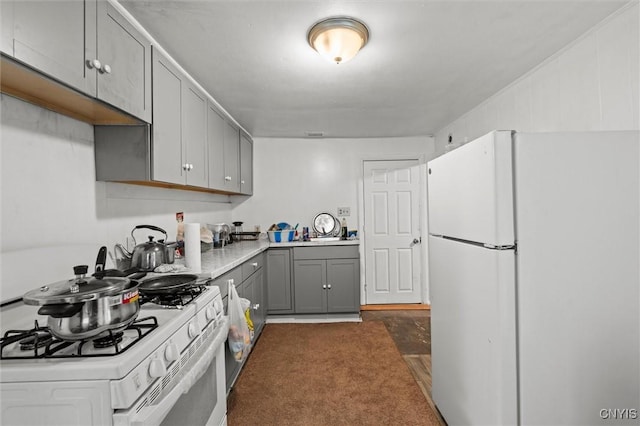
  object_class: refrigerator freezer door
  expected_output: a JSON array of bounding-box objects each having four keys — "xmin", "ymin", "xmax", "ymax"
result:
[
  {"xmin": 429, "ymin": 236, "xmax": 517, "ymax": 426},
  {"xmin": 427, "ymin": 131, "xmax": 515, "ymax": 246},
  {"xmin": 514, "ymin": 131, "xmax": 640, "ymax": 425}
]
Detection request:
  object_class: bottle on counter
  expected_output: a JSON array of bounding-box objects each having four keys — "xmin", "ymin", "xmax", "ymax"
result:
[{"xmin": 341, "ymin": 217, "xmax": 348, "ymax": 240}]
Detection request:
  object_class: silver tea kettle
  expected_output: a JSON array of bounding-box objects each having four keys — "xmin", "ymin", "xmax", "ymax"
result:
[{"xmin": 114, "ymin": 225, "xmax": 175, "ymax": 271}]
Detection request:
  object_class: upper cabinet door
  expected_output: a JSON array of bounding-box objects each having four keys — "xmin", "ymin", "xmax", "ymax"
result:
[
  {"xmin": 240, "ymin": 133, "xmax": 253, "ymax": 195},
  {"xmin": 96, "ymin": 0, "xmax": 151, "ymax": 122},
  {"xmin": 207, "ymin": 104, "xmax": 226, "ymax": 190},
  {"xmin": 152, "ymin": 49, "xmax": 183, "ymax": 185},
  {"xmin": 1, "ymin": 0, "xmax": 97, "ymax": 96},
  {"xmin": 182, "ymin": 82, "xmax": 208, "ymax": 188},
  {"xmin": 223, "ymin": 121, "xmax": 240, "ymax": 193}
]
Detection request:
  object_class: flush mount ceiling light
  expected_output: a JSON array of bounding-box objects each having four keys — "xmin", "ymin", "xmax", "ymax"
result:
[{"xmin": 307, "ymin": 17, "xmax": 369, "ymax": 65}]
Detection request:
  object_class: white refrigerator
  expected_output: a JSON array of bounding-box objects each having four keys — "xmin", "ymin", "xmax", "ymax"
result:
[{"xmin": 427, "ymin": 130, "xmax": 639, "ymax": 425}]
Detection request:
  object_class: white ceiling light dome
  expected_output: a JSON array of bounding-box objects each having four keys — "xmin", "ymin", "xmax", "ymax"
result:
[{"xmin": 307, "ymin": 17, "xmax": 370, "ymax": 65}]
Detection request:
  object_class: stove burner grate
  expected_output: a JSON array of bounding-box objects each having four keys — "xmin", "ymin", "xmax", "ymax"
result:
[
  {"xmin": 0, "ymin": 316, "xmax": 158, "ymax": 359},
  {"xmin": 19, "ymin": 331, "xmax": 53, "ymax": 351},
  {"xmin": 140, "ymin": 284, "xmax": 206, "ymax": 308}
]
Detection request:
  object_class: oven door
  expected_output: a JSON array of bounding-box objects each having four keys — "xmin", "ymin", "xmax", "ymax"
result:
[
  {"xmin": 161, "ymin": 341, "xmax": 227, "ymax": 426},
  {"xmin": 113, "ymin": 317, "xmax": 228, "ymax": 426}
]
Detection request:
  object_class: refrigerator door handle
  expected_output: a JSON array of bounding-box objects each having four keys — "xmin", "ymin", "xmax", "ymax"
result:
[{"xmin": 483, "ymin": 243, "xmax": 516, "ymax": 250}]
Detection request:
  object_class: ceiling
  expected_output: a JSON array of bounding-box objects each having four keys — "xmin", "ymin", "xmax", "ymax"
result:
[{"xmin": 120, "ymin": 0, "xmax": 628, "ymax": 139}]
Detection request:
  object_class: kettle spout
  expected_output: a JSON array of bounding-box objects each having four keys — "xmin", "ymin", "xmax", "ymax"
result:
[{"xmin": 114, "ymin": 243, "xmax": 132, "ymax": 259}]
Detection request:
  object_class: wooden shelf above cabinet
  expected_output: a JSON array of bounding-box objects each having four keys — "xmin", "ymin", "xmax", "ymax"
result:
[{"xmin": 0, "ymin": 54, "xmax": 142, "ymax": 125}]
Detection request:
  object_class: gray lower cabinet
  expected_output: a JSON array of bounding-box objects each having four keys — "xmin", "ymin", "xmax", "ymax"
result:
[
  {"xmin": 266, "ymin": 248, "xmax": 294, "ymax": 314},
  {"xmin": 291, "ymin": 245, "xmax": 360, "ymax": 314},
  {"xmin": 1, "ymin": 0, "xmax": 151, "ymax": 122},
  {"xmin": 208, "ymin": 253, "xmax": 266, "ymax": 394},
  {"xmin": 294, "ymin": 258, "xmax": 360, "ymax": 313},
  {"xmin": 241, "ymin": 253, "xmax": 266, "ymax": 336}
]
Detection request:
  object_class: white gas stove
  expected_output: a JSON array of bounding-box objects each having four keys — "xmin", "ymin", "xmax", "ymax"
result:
[{"xmin": 0, "ymin": 279, "xmax": 228, "ymax": 426}]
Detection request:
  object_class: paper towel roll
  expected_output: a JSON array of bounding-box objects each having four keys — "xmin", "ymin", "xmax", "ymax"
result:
[{"xmin": 184, "ymin": 223, "xmax": 201, "ymax": 273}]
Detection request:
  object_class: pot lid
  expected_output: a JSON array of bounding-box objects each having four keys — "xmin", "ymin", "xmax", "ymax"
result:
[
  {"xmin": 313, "ymin": 213, "xmax": 340, "ymax": 237},
  {"xmin": 22, "ymin": 265, "xmax": 137, "ymax": 305},
  {"xmin": 138, "ymin": 274, "xmax": 198, "ymax": 295}
]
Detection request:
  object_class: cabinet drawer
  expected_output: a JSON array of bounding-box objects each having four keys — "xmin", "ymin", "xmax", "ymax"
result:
[
  {"xmin": 209, "ymin": 266, "xmax": 242, "ymax": 299},
  {"xmin": 293, "ymin": 245, "xmax": 359, "ymax": 260},
  {"xmin": 242, "ymin": 253, "xmax": 264, "ymax": 281}
]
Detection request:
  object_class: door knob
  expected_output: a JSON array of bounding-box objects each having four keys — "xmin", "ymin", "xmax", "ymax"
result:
[{"xmin": 410, "ymin": 237, "xmax": 421, "ymax": 246}]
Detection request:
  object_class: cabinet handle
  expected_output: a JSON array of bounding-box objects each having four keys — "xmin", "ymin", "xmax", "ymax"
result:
[
  {"xmin": 86, "ymin": 59, "xmax": 102, "ymax": 70},
  {"xmin": 241, "ymin": 180, "xmax": 245, "ymax": 184},
  {"xmin": 322, "ymin": 284, "xmax": 327, "ymax": 289},
  {"xmin": 327, "ymin": 284, "xmax": 332, "ymax": 289},
  {"xmin": 183, "ymin": 164, "xmax": 189, "ymax": 171},
  {"xmin": 189, "ymin": 164, "xmax": 194, "ymax": 171},
  {"xmin": 224, "ymin": 176, "xmax": 232, "ymax": 181},
  {"xmin": 99, "ymin": 63, "xmax": 112, "ymax": 74},
  {"xmin": 252, "ymin": 304, "xmax": 260, "ymax": 311},
  {"xmin": 251, "ymin": 262, "xmax": 258, "ymax": 268}
]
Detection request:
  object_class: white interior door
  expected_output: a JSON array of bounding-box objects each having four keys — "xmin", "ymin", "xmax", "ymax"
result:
[{"xmin": 363, "ymin": 160, "xmax": 422, "ymax": 304}]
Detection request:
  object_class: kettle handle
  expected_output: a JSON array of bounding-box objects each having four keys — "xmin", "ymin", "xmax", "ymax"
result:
[{"xmin": 131, "ymin": 225, "xmax": 168, "ymax": 245}]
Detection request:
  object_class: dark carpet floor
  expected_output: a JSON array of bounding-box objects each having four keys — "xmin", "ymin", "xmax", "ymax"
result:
[{"xmin": 227, "ymin": 322, "xmax": 440, "ymax": 425}]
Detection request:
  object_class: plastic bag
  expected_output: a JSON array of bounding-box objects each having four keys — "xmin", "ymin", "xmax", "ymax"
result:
[
  {"xmin": 240, "ymin": 297, "xmax": 254, "ymax": 341},
  {"xmin": 228, "ymin": 282, "xmax": 251, "ymax": 363}
]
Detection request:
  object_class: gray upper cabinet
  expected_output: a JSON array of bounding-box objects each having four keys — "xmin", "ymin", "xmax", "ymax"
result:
[
  {"xmin": 95, "ymin": 0, "xmax": 152, "ymax": 123},
  {"xmin": 151, "ymin": 50, "xmax": 182, "ymax": 184},
  {"xmin": 240, "ymin": 133, "xmax": 253, "ymax": 195},
  {"xmin": 182, "ymin": 83, "xmax": 208, "ymax": 187},
  {"xmin": 1, "ymin": 0, "xmax": 151, "ymax": 123},
  {"xmin": 152, "ymin": 48, "xmax": 207, "ymax": 187},
  {"xmin": 1, "ymin": 0, "xmax": 96, "ymax": 96},
  {"xmin": 223, "ymin": 121, "xmax": 241, "ymax": 193},
  {"xmin": 208, "ymin": 104, "xmax": 242, "ymax": 193},
  {"xmin": 207, "ymin": 104, "xmax": 226, "ymax": 190}
]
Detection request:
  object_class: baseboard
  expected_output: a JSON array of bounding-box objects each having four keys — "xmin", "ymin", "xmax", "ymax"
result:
[
  {"xmin": 360, "ymin": 304, "xmax": 430, "ymax": 311},
  {"xmin": 266, "ymin": 314, "xmax": 362, "ymax": 323}
]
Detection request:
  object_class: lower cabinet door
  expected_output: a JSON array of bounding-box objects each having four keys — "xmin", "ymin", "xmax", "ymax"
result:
[
  {"xmin": 293, "ymin": 260, "xmax": 327, "ymax": 313},
  {"xmin": 326, "ymin": 259, "xmax": 360, "ymax": 313},
  {"xmin": 266, "ymin": 249, "xmax": 293, "ymax": 313}
]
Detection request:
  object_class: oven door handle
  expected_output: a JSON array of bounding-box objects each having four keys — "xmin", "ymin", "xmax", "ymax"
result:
[{"xmin": 124, "ymin": 318, "xmax": 229, "ymax": 426}]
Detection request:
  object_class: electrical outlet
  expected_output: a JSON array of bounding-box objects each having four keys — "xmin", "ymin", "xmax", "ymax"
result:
[{"xmin": 337, "ymin": 207, "xmax": 351, "ymax": 216}]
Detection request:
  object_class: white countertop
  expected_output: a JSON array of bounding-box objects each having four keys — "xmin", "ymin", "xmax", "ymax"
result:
[{"xmin": 176, "ymin": 238, "xmax": 360, "ymax": 281}]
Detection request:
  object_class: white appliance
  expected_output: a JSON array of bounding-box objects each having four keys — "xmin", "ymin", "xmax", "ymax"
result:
[
  {"xmin": 427, "ymin": 130, "xmax": 639, "ymax": 425},
  {"xmin": 0, "ymin": 276, "xmax": 228, "ymax": 426}
]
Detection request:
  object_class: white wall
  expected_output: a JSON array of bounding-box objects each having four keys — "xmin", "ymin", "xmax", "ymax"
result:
[
  {"xmin": 231, "ymin": 136, "xmax": 435, "ymax": 233},
  {"xmin": 0, "ymin": 94, "xmax": 234, "ymax": 300},
  {"xmin": 434, "ymin": 2, "xmax": 639, "ymax": 154}
]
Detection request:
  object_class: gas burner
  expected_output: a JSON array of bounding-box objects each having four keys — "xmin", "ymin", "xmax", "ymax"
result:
[
  {"xmin": 92, "ymin": 331, "xmax": 124, "ymax": 349},
  {"xmin": 19, "ymin": 331, "xmax": 52, "ymax": 351}
]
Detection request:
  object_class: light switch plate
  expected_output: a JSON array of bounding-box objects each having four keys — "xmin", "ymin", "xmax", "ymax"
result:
[{"xmin": 337, "ymin": 207, "xmax": 350, "ymax": 216}]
